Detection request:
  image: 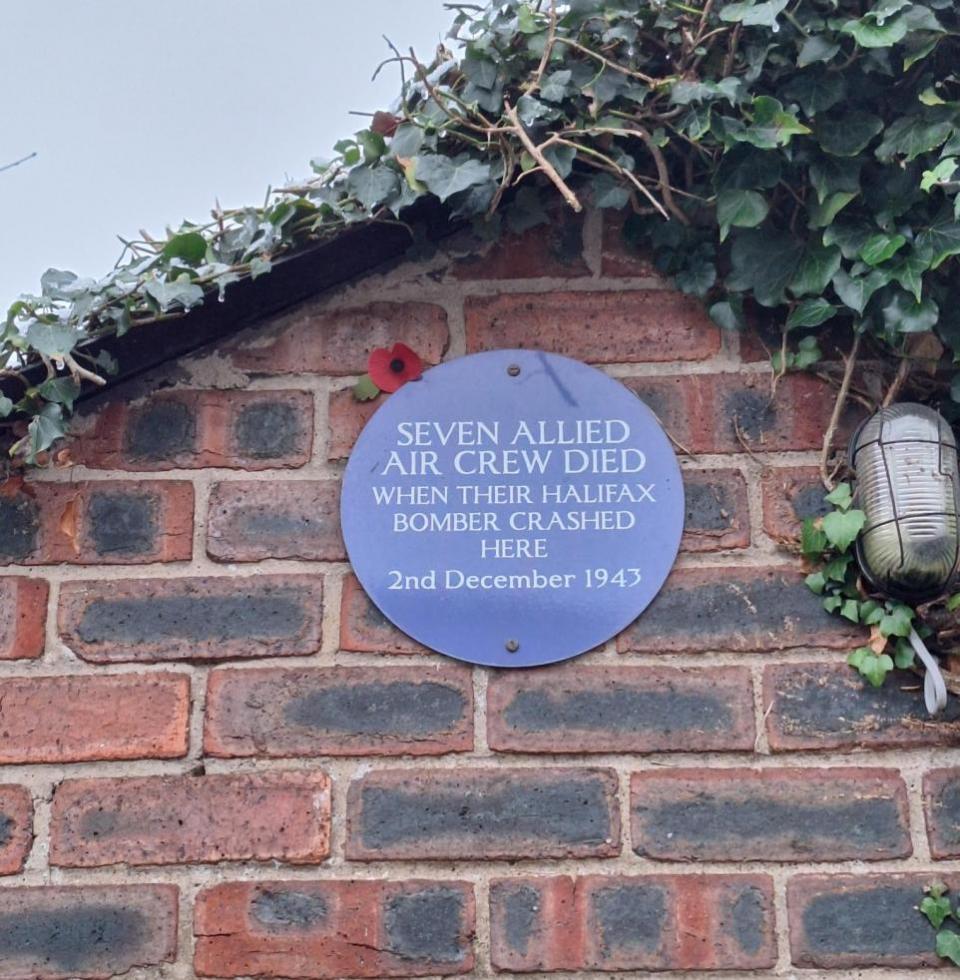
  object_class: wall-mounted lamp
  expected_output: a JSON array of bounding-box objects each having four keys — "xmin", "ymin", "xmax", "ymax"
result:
[{"xmin": 850, "ymin": 403, "xmax": 960, "ymax": 715}]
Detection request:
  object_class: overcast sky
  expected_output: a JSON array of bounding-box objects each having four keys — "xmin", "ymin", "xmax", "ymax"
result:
[{"xmin": 1, "ymin": 1, "xmax": 453, "ymax": 306}]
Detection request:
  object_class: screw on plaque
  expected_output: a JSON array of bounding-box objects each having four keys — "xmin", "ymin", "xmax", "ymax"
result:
[
  {"xmin": 505, "ymin": 639, "xmax": 520, "ymax": 653},
  {"xmin": 507, "ymin": 364, "xmax": 521, "ymax": 377}
]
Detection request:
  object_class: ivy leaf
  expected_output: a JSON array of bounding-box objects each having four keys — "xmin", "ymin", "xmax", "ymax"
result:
[
  {"xmin": 810, "ymin": 156, "xmax": 862, "ymax": 204},
  {"xmin": 876, "ymin": 115, "xmax": 954, "ymax": 162},
  {"xmin": 26, "ymin": 403, "xmax": 66, "ymax": 460},
  {"xmin": 0, "ymin": 395, "xmax": 13, "ymax": 418},
  {"xmin": 808, "ymin": 191, "xmax": 857, "ymax": 229},
  {"xmin": 720, "ymin": 0, "xmax": 789, "ymax": 27},
  {"xmin": 848, "ymin": 647, "xmax": 895, "ymax": 687},
  {"xmin": 36, "ymin": 377, "xmax": 81, "ymax": 411},
  {"xmin": 936, "ymin": 931, "xmax": 960, "ymax": 966},
  {"xmin": 822, "ymin": 508, "xmax": 866, "ymax": 551},
  {"xmin": 889, "ymin": 253, "xmax": 928, "ymax": 302},
  {"xmin": 832, "ymin": 267, "xmax": 889, "ymax": 314},
  {"xmin": 922, "ymin": 157, "xmax": 958, "ymax": 192},
  {"xmin": 793, "ymin": 335, "xmax": 822, "ymax": 369},
  {"xmin": 879, "ymin": 603, "xmax": 914, "ymax": 637},
  {"xmin": 24, "ymin": 322, "xmax": 79, "ymax": 359},
  {"xmin": 841, "ymin": 598, "xmax": 861, "ymax": 622},
  {"xmin": 860, "ymin": 233, "xmax": 907, "ymax": 265},
  {"xmin": 788, "ymin": 297, "xmax": 836, "ymax": 328},
  {"xmin": 882, "ymin": 291, "xmax": 939, "ymax": 333},
  {"xmin": 144, "ymin": 277, "xmax": 204, "ymax": 312},
  {"xmin": 916, "ymin": 217, "xmax": 960, "ymax": 269},
  {"xmin": 717, "ymin": 189, "xmax": 769, "ymax": 241},
  {"xmin": 841, "ymin": 14, "xmax": 909, "ymax": 48},
  {"xmin": 461, "ymin": 54, "xmax": 498, "ymax": 90},
  {"xmin": 729, "ymin": 228, "xmax": 804, "ymax": 306},
  {"xmin": 893, "ymin": 637, "xmax": 916, "ymax": 668},
  {"xmin": 740, "ymin": 96, "xmax": 811, "ymax": 148},
  {"xmin": 805, "ymin": 570, "xmax": 827, "ymax": 594},
  {"xmin": 817, "ymin": 112, "xmax": 884, "ymax": 157},
  {"xmin": 540, "ymin": 69, "xmax": 571, "ymax": 103},
  {"xmin": 802, "ymin": 517, "xmax": 829, "ymax": 557},
  {"xmin": 357, "ymin": 129, "xmax": 387, "ymax": 164},
  {"xmin": 353, "ymin": 374, "xmax": 381, "ymax": 402},
  {"xmin": 709, "ymin": 299, "xmax": 745, "ymax": 330},
  {"xmin": 798, "ymin": 36, "xmax": 841, "ymax": 67},
  {"xmin": 825, "ymin": 482, "xmax": 853, "ymax": 511},
  {"xmin": 162, "ymin": 232, "xmax": 207, "ymax": 267},
  {"xmin": 346, "ymin": 164, "xmax": 401, "ymax": 209},
  {"xmin": 789, "ymin": 244, "xmax": 842, "ymax": 297}
]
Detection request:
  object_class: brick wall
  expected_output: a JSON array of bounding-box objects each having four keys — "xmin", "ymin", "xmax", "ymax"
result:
[{"xmin": 0, "ymin": 207, "xmax": 957, "ymax": 978}]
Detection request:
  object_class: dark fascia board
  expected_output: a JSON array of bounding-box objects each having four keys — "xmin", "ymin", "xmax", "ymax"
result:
[{"xmin": 2, "ymin": 197, "xmax": 458, "ymax": 411}]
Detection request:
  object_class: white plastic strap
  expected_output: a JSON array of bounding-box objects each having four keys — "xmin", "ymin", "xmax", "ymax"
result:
[{"xmin": 908, "ymin": 627, "xmax": 948, "ymax": 717}]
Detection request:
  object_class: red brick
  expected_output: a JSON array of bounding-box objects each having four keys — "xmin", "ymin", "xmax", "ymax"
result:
[
  {"xmin": 205, "ymin": 664, "xmax": 473, "ymax": 757},
  {"xmin": 340, "ymin": 573, "xmax": 425, "ymax": 654},
  {"xmin": 739, "ymin": 312, "xmax": 849, "ymax": 363},
  {"xmin": 490, "ymin": 873, "xmax": 776, "ymax": 972},
  {"xmin": 600, "ymin": 209, "xmax": 664, "ymax": 278},
  {"xmin": 761, "ymin": 465, "xmax": 830, "ymax": 542},
  {"xmin": 0, "ymin": 884, "xmax": 178, "ymax": 978},
  {"xmin": 923, "ymin": 768, "xmax": 960, "ymax": 858},
  {"xmin": 788, "ymin": 874, "xmax": 941, "ymax": 968},
  {"xmin": 0, "ymin": 576, "xmax": 47, "ymax": 660},
  {"xmin": 764, "ymin": 663, "xmax": 960, "ymax": 752},
  {"xmin": 346, "ymin": 768, "xmax": 619, "ymax": 861},
  {"xmin": 618, "ymin": 567, "xmax": 864, "ymax": 654},
  {"xmin": 681, "ymin": 468, "xmax": 750, "ymax": 552},
  {"xmin": 195, "ymin": 879, "xmax": 475, "ymax": 978},
  {"xmin": 75, "ymin": 389, "xmax": 313, "ymax": 470},
  {"xmin": 328, "ymin": 388, "xmax": 378, "ymax": 460},
  {"xmin": 487, "ymin": 665, "xmax": 755, "ymax": 754},
  {"xmin": 51, "ymin": 771, "xmax": 331, "ymax": 869},
  {"xmin": 631, "ymin": 768, "xmax": 911, "ymax": 862},
  {"xmin": 0, "ymin": 479, "xmax": 193, "ymax": 564},
  {"xmin": 0, "ymin": 784, "xmax": 33, "ymax": 875},
  {"xmin": 227, "ymin": 301, "xmax": 448, "ymax": 375},
  {"xmin": 0, "ymin": 673, "xmax": 189, "ymax": 764},
  {"xmin": 624, "ymin": 372, "xmax": 866, "ymax": 454},
  {"xmin": 465, "ymin": 291, "xmax": 720, "ymax": 363},
  {"xmin": 59, "ymin": 574, "xmax": 322, "ymax": 663},
  {"xmin": 207, "ymin": 479, "xmax": 344, "ymax": 562},
  {"xmin": 453, "ymin": 210, "xmax": 589, "ymax": 279}
]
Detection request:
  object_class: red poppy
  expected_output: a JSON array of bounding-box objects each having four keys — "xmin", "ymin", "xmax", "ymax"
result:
[
  {"xmin": 371, "ymin": 111, "xmax": 400, "ymax": 137},
  {"xmin": 368, "ymin": 343, "xmax": 423, "ymax": 393}
]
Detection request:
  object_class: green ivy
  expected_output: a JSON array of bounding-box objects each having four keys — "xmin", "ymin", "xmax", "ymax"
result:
[
  {"xmin": 3, "ymin": 0, "xmax": 960, "ymax": 465},
  {"xmin": 921, "ymin": 881, "xmax": 960, "ymax": 966}
]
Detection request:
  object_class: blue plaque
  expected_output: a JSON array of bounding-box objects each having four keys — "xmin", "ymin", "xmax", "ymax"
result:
[{"xmin": 341, "ymin": 350, "xmax": 684, "ymax": 668}]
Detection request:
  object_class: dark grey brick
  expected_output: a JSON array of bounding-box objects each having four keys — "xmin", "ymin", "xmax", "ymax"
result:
[
  {"xmin": 251, "ymin": 889, "xmax": 328, "ymax": 930},
  {"xmin": 792, "ymin": 483, "xmax": 830, "ymax": 521},
  {"xmin": 593, "ymin": 884, "xmax": 667, "ymax": 959},
  {"xmin": 286, "ymin": 681, "xmax": 466, "ymax": 737},
  {"xmin": 88, "ymin": 491, "xmax": 158, "ymax": 555},
  {"xmin": 0, "ymin": 813, "xmax": 11, "ymax": 848},
  {"xmin": 729, "ymin": 887, "xmax": 765, "ymax": 956},
  {"xmin": 384, "ymin": 888, "xmax": 466, "ymax": 963},
  {"xmin": 499, "ymin": 884, "xmax": 539, "ymax": 956},
  {"xmin": 0, "ymin": 494, "xmax": 39, "ymax": 560},
  {"xmin": 233, "ymin": 401, "xmax": 300, "ymax": 459},
  {"xmin": 127, "ymin": 399, "xmax": 196, "ymax": 460},
  {"xmin": 726, "ymin": 389, "xmax": 776, "ymax": 441},
  {"xmin": 685, "ymin": 481, "xmax": 735, "ymax": 532}
]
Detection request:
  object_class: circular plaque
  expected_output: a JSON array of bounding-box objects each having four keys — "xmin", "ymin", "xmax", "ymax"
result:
[{"xmin": 341, "ymin": 349, "xmax": 684, "ymax": 667}]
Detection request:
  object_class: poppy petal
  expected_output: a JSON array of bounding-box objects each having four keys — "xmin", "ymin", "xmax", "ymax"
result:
[{"xmin": 368, "ymin": 348, "xmax": 404, "ymax": 392}]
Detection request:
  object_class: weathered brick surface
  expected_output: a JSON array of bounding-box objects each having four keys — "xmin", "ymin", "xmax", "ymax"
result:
[
  {"xmin": 0, "ymin": 576, "xmax": 47, "ymax": 660},
  {"xmin": 681, "ymin": 468, "xmax": 750, "ymax": 552},
  {"xmin": 465, "ymin": 291, "xmax": 720, "ymax": 363},
  {"xmin": 618, "ymin": 567, "xmax": 864, "ymax": 654},
  {"xmin": 624, "ymin": 372, "xmax": 865, "ymax": 454},
  {"xmin": 328, "ymin": 387, "xmax": 378, "ymax": 460},
  {"xmin": 0, "ymin": 784, "xmax": 33, "ymax": 875},
  {"xmin": 788, "ymin": 874, "xmax": 942, "ymax": 969},
  {"xmin": 761, "ymin": 465, "xmax": 830, "ymax": 541},
  {"xmin": 600, "ymin": 210, "xmax": 662, "ymax": 278},
  {"xmin": 453, "ymin": 210, "xmax": 588, "ymax": 279},
  {"xmin": 205, "ymin": 665, "xmax": 473, "ymax": 757},
  {"xmin": 923, "ymin": 769, "xmax": 960, "ymax": 858},
  {"xmin": 76, "ymin": 389, "xmax": 313, "ymax": 470},
  {"xmin": 51, "ymin": 771, "xmax": 331, "ymax": 868},
  {"xmin": 487, "ymin": 665, "xmax": 755, "ymax": 754},
  {"xmin": 347, "ymin": 768, "xmax": 619, "ymax": 861},
  {"xmin": 490, "ymin": 874, "xmax": 777, "ymax": 972},
  {"xmin": 228, "ymin": 301, "xmax": 448, "ymax": 375},
  {"xmin": 0, "ymin": 673, "xmax": 189, "ymax": 764},
  {"xmin": 631, "ymin": 768, "xmax": 911, "ymax": 862},
  {"xmin": 765, "ymin": 663, "xmax": 960, "ymax": 751},
  {"xmin": 340, "ymin": 573, "xmax": 425, "ymax": 654},
  {"xmin": 59, "ymin": 574, "xmax": 323, "ymax": 663},
  {"xmin": 0, "ymin": 479, "xmax": 193, "ymax": 564},
  {"xmin": 195, "ymin": 879, "xmax": 475, "ymax": 978},
  {"xmin": 207, "ymin": 479, "xmax": 344, "ymax": 562},
  {"xmin": 0, "ymin": 884, "xmax": 178, "ymax": 978}
]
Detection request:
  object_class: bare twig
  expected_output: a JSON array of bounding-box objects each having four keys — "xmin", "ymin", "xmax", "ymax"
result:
[
  {"xmin": 64, "ymin": 354, "xmax": 106, "ymax": 387},
  {"xmin": 525, "ymin": 0, "xmax": 558, "ymax": 94},
  {"xmin": 882, "ymin": 354, "xmax": 912, "ymax": 407},
  {"xmin": 0, "ymin": 151, "xmax": 36, "ymax": 174},
  {"xmin": 504, "ymin": 102, "xmax": 583, "ymax": 212},
  {"xmin": 553, "ymin": 37, "xmax": 667, "ymax": 87},
  {"xmin": 820, "ymin": 332, "xmax": 861, "ymax": 490}
]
